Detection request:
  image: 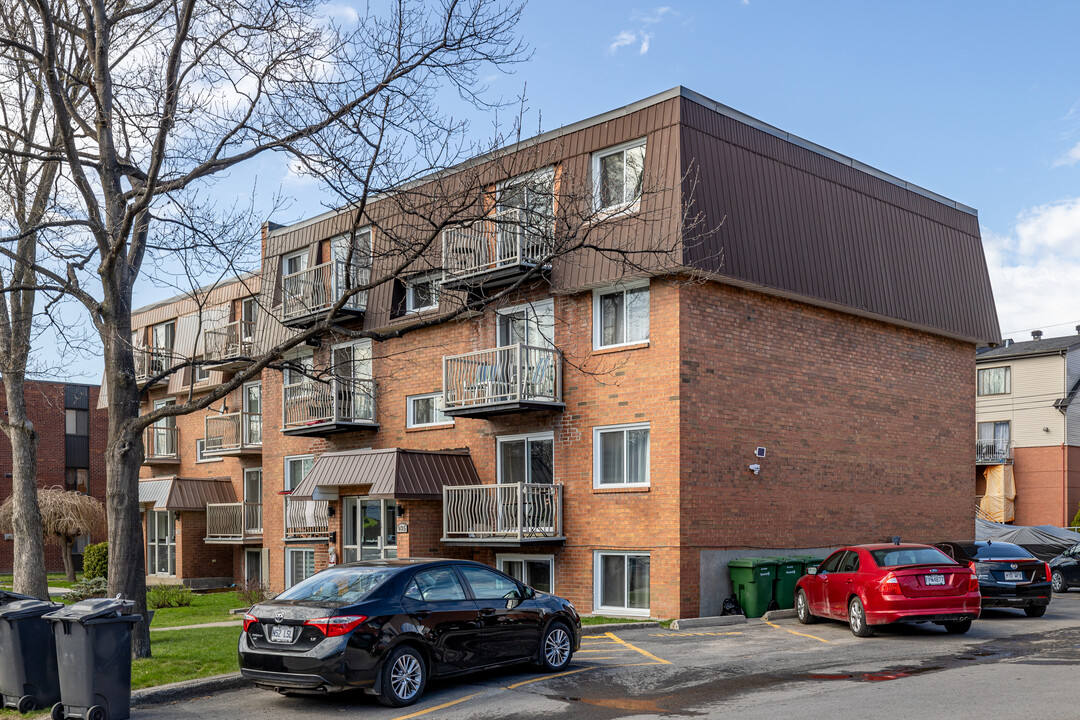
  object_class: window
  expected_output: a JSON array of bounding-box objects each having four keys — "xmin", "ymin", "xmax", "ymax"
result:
[
  {"xmin": 342, "ymin": 497, "xmax": 397, "ymax": 562},
  {"xmin": 406, "ymin": 273, "xmax": 440, "ymax": 312},
  {"xmin": 838, "ymin": 552, "xmax": 860, "ymax": 573},
  {"xmin": 593, "ymin": 139, "xmax": 646, "ymax": 211},
  {"xmin": 282, "ymin": 352, "xmax": 313, "ymax": 386},
  {"xmin": 332, "ymin": 227, "xmax": 372, "ymax": 265},
  {"xmin": 407, "ymin": 393, "xmax": 451, "ymax": 428},
  {"xmin": 817, "ymin": 552, "xmax": 845, "ymax": 574},
  {"xmin": 458, "ymin": 565, "xmax": 521, "ymax": 600},
  {"xmin": 403, "ymin": 567, "xmax": 467, "ymax": 602},
  {"xmin": 147, "ymin": 510, "xmax": 176, "ymax": 576},
  {"xmin": 196, "ymin": 439, "xmax": 222, "ymax": 463},
  {"xmin": 498, "ymin": 555, "xmax": 554, "ymax": 593},
  {"xmin": 282, "ymin": 249, "xmax": 309, "ymax": 278},
  {"xmin": 977, "ymin": 366, "xmax": 1010, "ymax": 396},
  {"xmin": 65, "ymin": 409, "xmax": 89, "ymax": 436},
  {"xmin": 595, "ymin": 551, "xmax": 650, "ymax": 615},
  {"xmin": 498, "ymin": 433, "xmax": 554, "ymax": 485},
  {"xmin": 497, "ymin": 300, "xmax": 554, "ymax": 349},
  {"xmin": 284, "ymin": 455, "xmax": 314, "ymax": 492},
  {"xmin": 593, "ymin": 282, "xmax": 649, "ymax": 349},
  {"xmin": 285, "ymin": 548, "xmax": 315, "ymax": 588},
  {"xmin": 195, "ymin": 361, "xmax": 212, "ymax": 384},
  {"xmin": 65, "ymin": 468, "xmax": 88, "ymax": 494},
  {"xmin": 977, "ymin": 421, "xmax": 1010, "ymax": 445},
  {"xmin": 593, "ymin": 423, "xmax": 650, "ymax": 488}
]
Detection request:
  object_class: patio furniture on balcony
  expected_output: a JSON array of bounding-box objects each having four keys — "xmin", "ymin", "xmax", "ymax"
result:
[
  {"xmin": 441, "ymin": 208, "xmax": 553, "ymax": 290},
  {"xmin": 976, "ymin": 439, "xmax": 1012, "ymax": 464},
  {"xmin": 442, "ymin": 483, "xmax": 564, "ymax": 545},
  {"xmin": 205, "ymin": 502, "xmax": 263, "ymax": 543},
  {"xmin": 282, "ymin": 377, "xmax": 378, "ymax": 436},
  {"xmin": 281, "ymin": 260, "xmax": 369, "ymax": 327},
  {"xmin": 134, "ymin": 346, "xmax": 175, "ymax": 384},
  {"xmin": 143, "ymin": 425, "xmax": 180, "ymax": 465},
  {"xmin": 203, "ymin": 320, "xmax": 258, "ymax": 370},
  {"xmin": 204, "ymin": 411, "xmax": 262, "ymax": 456},
  {"xmin": 442, "ymin": 344, "xmax": 563, "ymax": 418},
  {"xmin": 285, "ymin": 497, "xmax": 329, "ymax": 540}
]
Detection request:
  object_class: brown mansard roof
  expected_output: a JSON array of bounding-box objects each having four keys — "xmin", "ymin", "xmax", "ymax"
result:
[{"xmin": 290, "ymin": 448, "xmax": 480, "ymax": 500}]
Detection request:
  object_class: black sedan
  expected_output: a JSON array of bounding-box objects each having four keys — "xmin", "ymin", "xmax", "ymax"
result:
[
  {"xmin": 238, "ymin": 558, "xmax": 581, "ymax": 707},
  {"xmin": 934, "ymin": 541, "xmax": 1052, "ymax": 616},
  {"xmin": 1048, "ymin": 541, "xmax": 1080, "ymax": 593}
]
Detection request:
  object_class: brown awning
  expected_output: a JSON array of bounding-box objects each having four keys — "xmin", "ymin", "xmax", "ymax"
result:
[
  {"xmin": 138, "ymin": 476, "xmax": 236, "ymax": 511},
  {"xmin": 291, "ymin": 448, "xmax": 480, "ymax": 500}
]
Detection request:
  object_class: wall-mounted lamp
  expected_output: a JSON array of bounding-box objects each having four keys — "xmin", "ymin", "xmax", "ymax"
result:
[
  {"xmin": 327, "ymin": 506, "xmax": 335, "ymax": 518},
  {"xmin": 396, "ymin": 504, "xmax": 406, "ymax": 518},
  {"xmin": 749, "ymin": 464, "xmax": 761, "ymax": 475}
]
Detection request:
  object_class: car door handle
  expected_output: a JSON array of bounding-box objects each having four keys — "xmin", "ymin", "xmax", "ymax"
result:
[{"xmin": 479, "ymin": 607, "xmax": 496, "ymax": 616}]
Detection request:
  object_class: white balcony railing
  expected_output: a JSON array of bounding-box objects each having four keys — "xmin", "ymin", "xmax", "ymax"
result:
[
  {"xmin": 143, "ymin": 425, "xmax": 178, "ymax": 461},
  {"xmin": 443, "ymin": 483, "xmax": 563, "ymax": 542},
  {"xmin": 204, "ymin": 411, "xmax": 262, "ymax": 453},
  {"xmin": 206, "ymin": 502, "xmax": 263, "ymax": 540},
  {"xmin": 135, "ymin": 346, "xmax": 175, "ymax": 381},
  {"xmin": 283, "ymin": 377, "xmax": 376, "ymax": 429},
  {"xmin": 285, "ymin": 497, "xmax": 329, "ymax": 539},
  {"xmin": 204, "ymin": 320, "xmax": 257, "ymax": 363},
  {"xmin": 282, "ymin": 260, "xmax": 369, "ymax": 322},
  {"xmin": 442, "ymin": 208, "xmax": 553, "ymax": 283},
  {"xmin": 976, "ymin": 439, "xmax": 1012, "ymax": 464},
  {"xmin": 443, "ymin": 344, "xmax": 560, "ymax": 410}
]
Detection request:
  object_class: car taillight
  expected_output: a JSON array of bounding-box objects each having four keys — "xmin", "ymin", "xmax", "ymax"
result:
[
  {"xmin": 303, "ymin": 615, "xmax": 369, "ymax": 637},
  {"xmin": 881, "ymin": 573, "xmax": 901, "ymax": 594},
  {"xmin": 242, "ymin": 613, "xmax": 257, "ymax": 632},
  {"xmin": 1044, "ymin": 563, "xmax": 1052, "ymax": 582},
  {"xmin": 967, "ymin": 567, "xmax": 980, "ymax": 593}
]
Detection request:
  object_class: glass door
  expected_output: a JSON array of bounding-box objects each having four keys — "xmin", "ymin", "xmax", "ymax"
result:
[
  {"xmin": 342, "ymin": 497, "xmax": 397, "ymax": 562},
  {"xmin": 147, "ymin": 510, "xmax": 175, "ymax": 576},
  {"xmin": 152, "ymin": 398, "xmax": 176, "ymax": 456},
  {"xmin": 244, "ymin": 549, "xmax": 262, "ymax": 584},
  {"xmin": 243, "ymin": 382, "xmax": 262, "ymax": 445},
  {"xmin": 243, "ymin": 468, "xmax": 262, "ymax": 535},
  {"xmin": 497, "ymin": 300, "xmax": 554, "ymax": 349}
]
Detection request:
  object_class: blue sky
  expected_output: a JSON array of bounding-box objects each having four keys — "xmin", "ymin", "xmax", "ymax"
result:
[{"xmin": 75, "ymin": 1, "xmax": 1080, "ymax": 378}]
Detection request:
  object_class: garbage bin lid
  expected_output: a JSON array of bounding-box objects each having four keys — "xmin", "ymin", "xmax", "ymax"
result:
[
  {"xmin": 0, "ymin": 598, "xmax": 62, "ymax": 620},
  {"xmin": 43, "ymin": 597, "xmax": 139, "ymax": 624},
  {"xmin": 728, "ymin": 557, "xmax": 778, "ymax": 568},
  {"xmin": 0, "ymin": 590, "xmax": 36, "ymax": 604}
]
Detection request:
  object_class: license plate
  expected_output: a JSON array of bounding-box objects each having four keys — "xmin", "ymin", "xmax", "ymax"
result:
[
  {"xmin": 924, "ymin": 574, "xmax": 945, "ymax": 586},
  {"xmin": 269, "ymin": 625, "xmax": 295, "ymax": 643},
  {"xmin": 1004, "ymin": 571, "xmax": 1025, "ymax": 581}
]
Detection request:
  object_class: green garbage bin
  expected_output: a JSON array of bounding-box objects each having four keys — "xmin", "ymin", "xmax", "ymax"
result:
[
  {"xmin": 770, "ymin": 557, "xmax": 804, "ymax": 610},
  {"xmin": 793, "ymin": 556, "xmax": 826, "ymax": 576},
  {"xmin": 728, "ymin": 558, "xmax": 777, "ymax": 618}
]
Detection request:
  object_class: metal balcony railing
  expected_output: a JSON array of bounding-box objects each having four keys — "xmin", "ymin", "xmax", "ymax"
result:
[
  {"xmin": 442, "ymin": 208, "xmax": 553, "ymax": 283},
  {"xmin": 143, "ymin": 425, "xmax": 179, "ymax": 460},
  {"xmin": 443, "ymin": 344, "xmax": 560, "ymax": 410},
  {"xmin": 976, "ymin": 439, "xmax": 1012, "ymax": 464},
  {"xmin": 204, "ymin": 320, "xmax": 257, "ymax": 363},
  {"xmin": 443, "ymin": 483, "xmax": 563, "ymax": 542},
  {"xmin": 134, "ymin": 346, "xmax": 175, "ymax": 381},
  {"xmin": 285, "ymin": 497, "xmax": 329, "ymax": 539},
  {"xmin": 204, "ymin": 411, "xmax": 262, "ymax": 453},
  {"xmin": 206, "ymin": 502, "xmax": 263, "ymax": 540},
  {"xmin": 282, "ymin": 260, "xmax": 369, "ymax": 322},
  {"xmin": 283, "ymin": 377, "xmax": 376, "ymax": 429}
]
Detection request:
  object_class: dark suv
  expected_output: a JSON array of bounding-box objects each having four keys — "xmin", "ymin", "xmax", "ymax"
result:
[{"xmin": 934, "ymin": 541, "xmax": 1051, "ymax": 617}]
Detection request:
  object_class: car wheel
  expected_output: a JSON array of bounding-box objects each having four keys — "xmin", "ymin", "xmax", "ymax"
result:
[
  {"xmin": 1052, "ymin": 571, "xmax": 1066, "ymax": 594},
  {"xmin": 943, "ymin": 618, "xmax": 972, "ymax": 634},
  {"xmin": 1024, "ymin": 605, "xmax": 1047, "ymax": 618},
  {"xmin": 539, "ymin": 622, "xmax": 574, "ymax": 671},
  {"xmin": 848, "ymin": 597, "xmax": 873, "ymax": 637},
  {"xmin": 376, "ymin": 645, "xmax": 427, "ymax": 708},
  {"xmin": 795, "ymin": 589, "xmax": 816, "ymax": 625}
]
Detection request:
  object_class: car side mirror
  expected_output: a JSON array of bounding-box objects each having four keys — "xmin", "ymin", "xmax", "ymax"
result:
[
  {"xmin": 807, "ymin": 566, "xmax": 817, "ymax": 575},
  {"xmin": 525, "ymin": 586, "xmax": 536, "ymax": 599}
]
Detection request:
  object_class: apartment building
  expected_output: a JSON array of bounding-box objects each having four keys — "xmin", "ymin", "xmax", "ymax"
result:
[
  {"xmin": 976, "ymin": 330, "xmax": 1080, "ymax": 527},
  {"xmin": 123, "ymin": 87, "xmax": 999, "ymax": 617},
  {"xmin": 0, "ymin": 381, "xmax": 106, "ymax": 572}
]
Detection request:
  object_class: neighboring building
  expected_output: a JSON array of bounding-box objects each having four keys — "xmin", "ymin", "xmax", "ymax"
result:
[
  {"xmin": 0, "ymin": 381, "xmax": 107, "ymax": 572},
  {"xmin": 124, "ymin": 87, "xmax": 1000, "ymax": 617},
  {"xmin": 976, "ymin": 330, "xmax": 1080, "ymax": 527}
]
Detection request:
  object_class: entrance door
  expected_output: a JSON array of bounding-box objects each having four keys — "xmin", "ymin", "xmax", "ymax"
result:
[
  {"xmin": 243, "ymin": 382, "xmax": 262, "ymax": 445},
  {"xmin": 245, "ymin": 549, "xmax": 262, "ymax": 584},
  {"xmin": 342, "ymin": 497, "xmax": 398, "ymax": 562},
  {"xmin": 147, "ymin": 510, "xmax": 176, "ymax": 576}
]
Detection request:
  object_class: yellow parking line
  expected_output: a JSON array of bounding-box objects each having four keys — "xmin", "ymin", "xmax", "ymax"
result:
[
  {"xmin": 581, "ymin": 640, "xmax": 621, "ymax": 644},
  {"xmin": 577, "ymin": 648, "xmax": 629, "ymax": 653},
  {"xmin": 391, "ymin": 692, "xmax": 483, "ymax": 720},
  {"xmin": 649, "ymin": 631, "xmax": 743, "ymax": 638},
  {"xmin": 505, "ymin": 666, "xmax": 593, "ymax": 689},
  {"xmin": 604, "ymin": 632, "xmax": 672, "ymax": 664},
  {"xmin": 763, "ymin": 620, "xmax": 830, "ymax": 644}
]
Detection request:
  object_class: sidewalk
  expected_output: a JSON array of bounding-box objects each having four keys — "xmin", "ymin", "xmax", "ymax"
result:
[{"xmin": 150, "ymin": 620, "xmax": 243, "ymax": 632}]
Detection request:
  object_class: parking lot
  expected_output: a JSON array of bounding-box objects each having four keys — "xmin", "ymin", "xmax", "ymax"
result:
[{"xmin": 139, "ymin": 592, "xmax": 1080, "ymax": 719}]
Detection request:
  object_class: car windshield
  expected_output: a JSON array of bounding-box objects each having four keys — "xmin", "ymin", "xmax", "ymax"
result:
[
  {"xmin": 870, "ymin": 547, "xmax": 955, "ymax": 567},
  {"xmin": 275, "ymin": 567, "xmax": 395, "ymax": 604},
  {"xmin": 962, "ymin": 543, "xmax": 1032, "ymax": 560}
]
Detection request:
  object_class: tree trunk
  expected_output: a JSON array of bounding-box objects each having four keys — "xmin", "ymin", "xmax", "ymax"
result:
[
  {"xmin": 61, "ymin": 535, "xmax": 76, "ymax": 582},
  {"xmin": 4, "ymin": 373, "xmax": 46, "ymax": 599}
]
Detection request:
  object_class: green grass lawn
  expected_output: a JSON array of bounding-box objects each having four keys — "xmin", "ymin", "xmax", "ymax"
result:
[
  {"xmin": 581, "ymin": 615, "xmax": 653, "ymax": 626},
  {"xmin": 0, "ymin": 573, "xmax": 79, "ymax": 591},
  {"xmin": 150, "ymin": 591, "xmax": 244, "ymax": 628},
  {"xmin": 132, "ymin": 626, "xmax": 241, "ymax": 690}
]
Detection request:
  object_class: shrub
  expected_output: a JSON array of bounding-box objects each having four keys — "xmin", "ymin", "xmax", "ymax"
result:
[
  {"xmin": 64, "ymin": 577, "xmax": 108, "ymax": 603},
  {"xmin": 147, "ymin": 584, "xmax": 195, "ymax": 609},
  {"xmin": 83, "ymin": 542, "xmax": 108, "ymax": 580},
  {"xmin": 237, "ymin": 578, "xmax": 271, "ymax": 607},
  {"xmin": 1072, "ymin": 503, "xmax": 1080, "ymax": 529}
]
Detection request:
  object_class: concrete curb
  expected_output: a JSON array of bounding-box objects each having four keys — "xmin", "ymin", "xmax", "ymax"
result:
[
  {"xmin": 131, "ymin": 673, "xmax": 246, "ymax": 707},
  {"xmin": 669, "ymin": 615, "xmax": 747, "ymax": 630},
  {"xmin": 581, "ymin": 621, "xmax": 660, "ymax": 634},
  {"xmin": 761, "ymin": 609, "xmax": 798, "ymax": 622}
]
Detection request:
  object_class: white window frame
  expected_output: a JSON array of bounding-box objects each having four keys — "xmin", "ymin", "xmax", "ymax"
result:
[
  {"xmin": 593, "ymin": 422, "xmax": 650, "ymax": 489},
  {"xmin": 593, "ymin": 550, "xmax": 651, "ymax": 617},
  {"xmin": 977, "ymin": 366, "xmax": 1011, "ymax": 396},
  {"xmin": 496, "ymin": 299, "xmax": 555, "ymax": 349},
  {"xmin": 194, "ymin": 360, "xmax": 212, "ymax": 384},
  {"xmin": 284, "ymin": 454, "xmax": 314, "ymax": 492},
  {"xmin": 281, "ymin": 350, "xmax": 314, "ymax": 429},
  {"xmin": 592, "ymin": 138, "xmax": 647, "ymax": 212},
  {"xmin": 592, "ymin": 280, "xmax": 650, "ymax": 350},
  {"xmin": 405, "ymin": 272, "xmax": 441, "ymax": 313},
  {"xmin": 497, "ymin": 553, "xmax": 555, "ymax": 593},
  {"xmin": 285, "ymin": 547, "xmax": 315, "ymax": 588},
  {"xmin": 497, "ymin": 431, "xmax": 555, "ymax": 484},
  {"xmin": 282, "ymin": 249, "xmax": 308, "ymax": 278},
  {"xmin": 406, "ymin": 392, "xmax": 452, "ymax": 428},
  {"xmin": 332, "ymin": 227, "xmax": 372, "ymax": 266},
  {"xmin": 195, "ymin": 438, "xmax": 223, "ymax": 463}
]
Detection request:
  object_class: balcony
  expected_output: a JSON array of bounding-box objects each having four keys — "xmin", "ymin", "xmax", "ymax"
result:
[
  {"xmin": 285, "ymin": 497, "xmax": 329, "ymax": 540},
  {"xmin": 205, "ymin": 502, "xmax": 263, "ymax": 543},
  {"xmin": 976, "ymin": 439, "xmax": 1012, "ymax": 465},
  {"xmin": 134, "ymin": 346, "xmax": 175, "ymax": 384},
  {"xmin": 441, "ymin": 208, "xmax": 553, "ymax": 290},
  {"xmin": 204, "ymin": 320, "xmax": 257, "ymax": 370},
  {"xmin": 282, "ymin": 377, "xmax": 378, "ymax": 436},
  {"xmin": 204, "ymin": 412, "xmax": 262, "ymax": 456},
  {"xmin": 281, "ymin": 260, "xmax": 369, "ymax": 328},
  {"xmin": 143, "ymin": 425, "xmax": 179, "ymax": 465},
  {"xmin": 442, "ymin": 483, "xmax": 564, "ymax": 545},
  {"xmin": 442, "ymin": 344, "xmax": 563, "ymax": 418}
]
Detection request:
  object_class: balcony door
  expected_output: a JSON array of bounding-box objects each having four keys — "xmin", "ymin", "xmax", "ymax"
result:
[
  {"xmin": 243, "ymin": 382, "xmax": 262, "ymax": 445},
  {"xmin": 342, "ymin": 497, "xmax": 397, "ymax": 562},
  {"xmin": 497, "ymin": 300, "xmax": 554, "ymax": 350},
  {"xmin": 497, "ymin": 433, "xmax": 555, "ymax": 535},
  {"xmin": 243, "ymin": 467, "xmax": 262, "ymax": 535},
  {"xmin": 152, "ymin": 398, "xmax": 176, "ymax": 456},
  {"xmin": 497, "ymin": 170, "xmax": 554, "ymax": 262},
  {"xmin": 977, "ymin": 421, "xmax": 1010, "ymax": 460},
  {"xmin": 331, "ymin": 341, "xmax": 373, "ymax": 421}
]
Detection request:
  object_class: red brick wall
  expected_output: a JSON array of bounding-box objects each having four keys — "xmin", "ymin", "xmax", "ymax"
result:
[
  {"xmin": 175, "ymin": 511, "xmax": 232, "ymax": 581},
  {"xmin": 1010, "ymin": 445, "xmax": 1080, "ymax": 527}
]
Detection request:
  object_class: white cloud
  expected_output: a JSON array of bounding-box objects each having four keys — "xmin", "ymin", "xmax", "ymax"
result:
[
  {"xmin": 631, "ymin": 7, "xmax": 672, "ymax": 24},
  {"xmin": 1052, "ymin": 140, "xmax": 1080, "ymax": 168},
  {"xmin": 608, "ymin": 30, "xmax": 637, "ymax": 54},
  {"xmin": 639, "ymin": 33, "xmax": 651, "ymax": 54},
  {"xmin": 609, "ymin": 7, "xmax": 674, "ymax": 55},
  {"xmin": 983, "ymin": 197, "xmax": 1080, "ymax": 338}
]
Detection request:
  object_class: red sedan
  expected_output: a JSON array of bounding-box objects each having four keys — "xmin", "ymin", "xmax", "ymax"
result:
[{"xmin": 794, "ymin": 544, "xmax": 981, "ymax": 637}]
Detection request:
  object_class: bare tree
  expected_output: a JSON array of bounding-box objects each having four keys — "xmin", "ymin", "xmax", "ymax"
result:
[{"xmin": 0, "ymin": 486, "xmax": 106, "ymax": 582}]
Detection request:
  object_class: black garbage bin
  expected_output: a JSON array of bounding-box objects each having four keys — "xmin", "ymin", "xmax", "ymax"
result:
[
  {"xmin": 43, "ymin": 598, "xmax": 142, "ymax": 720},
  {"xmin": 0, "ymin": 598, "xmax": 62, "ymax": 713}
]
